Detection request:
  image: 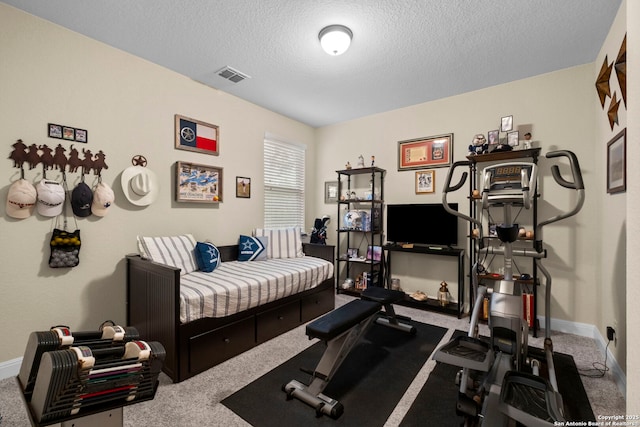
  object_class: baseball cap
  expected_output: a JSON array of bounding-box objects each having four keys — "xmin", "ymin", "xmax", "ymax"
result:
[
  {"xmin": 71, "ymin": 182, "xmax": 93, "ymax": 217},
  {"xmin": 6, "ymin": 179, "xmax": 37, "ymax": 219},
  {"xmin": 36, "ymin": 179, "xmax": 66, "ymax": 217},
  {"xmin": 92, "ymin": 182, "xmax": 115, "ymax": 217}
]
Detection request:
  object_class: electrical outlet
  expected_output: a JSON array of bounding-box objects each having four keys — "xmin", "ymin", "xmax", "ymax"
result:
[{"xmin": 607, "ymin": 326, "xmax": 615, "ymax": 341}]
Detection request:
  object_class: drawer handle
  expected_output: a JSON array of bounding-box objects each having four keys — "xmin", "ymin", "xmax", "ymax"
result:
[
  {"xmin": 223, "ymin": 338, "xmax": 230, "ymax": 344},
  {"xmin": 278, "ymin": 316, "xmax": 284, "ymax": 321}
]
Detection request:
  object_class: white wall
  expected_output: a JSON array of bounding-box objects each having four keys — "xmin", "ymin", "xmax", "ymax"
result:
[{"xmin": 0, "ymin": 4, "xmax": 317, "ymax": 362}]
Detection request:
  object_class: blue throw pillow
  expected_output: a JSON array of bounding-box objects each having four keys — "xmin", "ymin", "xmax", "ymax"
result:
[
  {"xmin": 194, "ymin": 242, "xmax": 221, "ymax": 272},
  {"xmin": 238, "ymin": 235, "xmax": 267, "ymax": 261}
]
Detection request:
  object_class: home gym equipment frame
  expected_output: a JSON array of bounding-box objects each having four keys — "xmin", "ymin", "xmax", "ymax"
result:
[{"xmin": 433, "ymin": 150, "xmax": 585, "ymax": 426}]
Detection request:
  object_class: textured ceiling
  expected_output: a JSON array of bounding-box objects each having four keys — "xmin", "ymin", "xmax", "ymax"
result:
[{"xmin": 2, "ymin": 0, "xmax": 622, "ymax": 128}]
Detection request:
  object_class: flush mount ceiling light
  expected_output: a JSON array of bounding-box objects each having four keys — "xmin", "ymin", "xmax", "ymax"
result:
[{"xmin": 319, "ymin": 25, "xmax": 353, "ymax": 56}]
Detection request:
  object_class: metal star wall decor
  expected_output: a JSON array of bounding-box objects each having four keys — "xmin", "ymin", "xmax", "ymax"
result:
[
  {"xmin": 595, "ymin": 55, "xmax": 612, "ymax": 109},
  {"xmin": 607, "ymin": 92, "xmax": 620, "ymax": 131},
  {"xmin": 615, "ymin": 34, "xmax": 626, "ymax": 107}
]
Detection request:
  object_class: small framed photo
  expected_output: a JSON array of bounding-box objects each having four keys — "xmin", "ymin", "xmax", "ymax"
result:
[
  {"xmin": 175, "ymin": 114, "xmax": 219, "ymax": 156},
  {"xmin": 507, "ymin": 131, "xmax": 519, "ymax": 147},
  {"xmin": 62, "ymin": 126, "xmax": 75, "ymax": 141},
  {"xmin": 324, "ymin": 181, "xmax": 339, "ymax": 203},
  {"xmin": 366, "ymin": 245, "xmax": 382, "ymax": 262},
  {"xmin": 488, "ymin": 129, "xmax": 499, "ymax": 145},
  {"xmin": 415, "ymin": 170, "xmax": 435, "ymax": 194},
  {"xmin": 607, "ymin": 128, "xmax": 626, "ymax": 194},
  {"xmin": 48, "ymin": 123, "xmax": 63, "ymax": 139},
  {"xmin": 236, "ymin": 176, "xmax": 251, "ymax": 198},
  {"xmin": 398, "ymin": 133, "xmax": 453, "ymax": 171},
  {"xmin": 176, "ymin": 161, "xmax": 223, "ymax": 203},
  {"xmin": 347, "ymin": 248, "xmax": 359, "ymax": 259},
  {"xmin": 500, "ymin": 115, "xmax": 513, "ymax": 132},
  {"xmin": 74, "ymin": 128, "xmax": 88, "ymax": 143}
]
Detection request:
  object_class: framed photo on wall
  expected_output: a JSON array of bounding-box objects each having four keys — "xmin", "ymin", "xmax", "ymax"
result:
[
  {"xmin": 606, "ymin": 128, "xmax": 626, "ymax": 194},
  {"xmin": 236, "ymin": 176, "xmax": 251, "ymax": 198},
  {"xmin": 415, "ymin": 170, "xmax": 435, "ymax": 194},
  {"xmin": 175, "ymin": 114, "xmax": 219, "ymax": 156},
  {"xmin": 398, "ymin": 133, "xmax": 453, "ymax": 170},
  {"xmin": 325, "ymin": 181, "xmax": 339, "ymax": 203},
  {"xmin": 176, "ymin": 161, "xmax": 223, "ymax": 203}
]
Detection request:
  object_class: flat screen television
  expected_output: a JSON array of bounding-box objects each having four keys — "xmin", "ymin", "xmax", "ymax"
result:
[{"xmin": 386, "ymin": 203, "xmax": 459, "ymax": 247}]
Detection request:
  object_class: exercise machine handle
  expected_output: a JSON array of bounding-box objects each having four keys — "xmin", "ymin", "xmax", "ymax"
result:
[
  {"xmin": 442, "ymin": 161, "xmax": 481, "ymax": 227},
  {"xmin": 546, "ymin": 150, "xmax": 584, "ymax": 190}
]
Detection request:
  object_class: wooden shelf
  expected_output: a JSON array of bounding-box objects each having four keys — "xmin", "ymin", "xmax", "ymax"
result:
[{"xmin": 466, "ymin": 147, "xmax": 541, "ymax": 163}]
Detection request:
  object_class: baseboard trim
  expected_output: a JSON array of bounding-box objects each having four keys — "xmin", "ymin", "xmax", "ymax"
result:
[
  {"xmin": 0, "ymin": 357, "xmax": 21, "ymax": 381},
  {"xmin": 539, "ymin": 316, "xmax": 626, "ymax": 399}
]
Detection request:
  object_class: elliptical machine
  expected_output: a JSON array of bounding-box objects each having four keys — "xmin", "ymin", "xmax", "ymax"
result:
[{"xmin": 433, "ymin": 150, "xmax": 585, "ymax": 426}]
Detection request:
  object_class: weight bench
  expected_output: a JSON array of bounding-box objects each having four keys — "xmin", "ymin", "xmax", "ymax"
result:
[
  {"xmin": 361, "ymin": 287, "xmax": 416, "ymax": 335},
  {"xmin": 283, "ymin": 288, "xmax": 414, "ymax": 418}
]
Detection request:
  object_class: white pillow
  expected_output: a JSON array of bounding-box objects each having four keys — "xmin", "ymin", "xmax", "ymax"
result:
[
  {"xmin": 253, "ymin": 227, "xmax": 304, "ymax": 259},
  {"xmin": 137, "ymin": 234, "xmax": 198, "ymax": 275}
]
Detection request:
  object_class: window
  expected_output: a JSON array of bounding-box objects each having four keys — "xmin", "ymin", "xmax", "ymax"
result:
[{"xmin": 263, "ymin": 136, "xmax": 305, "ymax": 229}]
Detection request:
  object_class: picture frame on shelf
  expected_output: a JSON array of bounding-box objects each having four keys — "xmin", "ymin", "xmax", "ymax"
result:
[
  {"xmin": 347, "ymin": 248, "xmax": 359, "ymax": 259},
  {"xmin": 324, "ymin": 181, "xmax": 339, "ymax": 203},
  {"xmin": 366, "ymin": 245, "xmax": 382, "ymax": 262},
  {"xmin": 488, "ymin": 129, "xmax": 499, "ymax": 145},
  {"xmin": 398, "ymin": 133, "xmax": 453, "ymax": 171},
  {"xmin": 175, "ymin": 114, "xmax": 219, "ymax": 156},
  {"xmin": 176, "ymin": 161, "xmax": 223, "ymax": 203},
  {"xmin": 507, "ymin": 130, "xmax": 519, "ymax": 147},
  {"xmin": 500, "ymin": 115, "xmax": 513, "ymax": 132},
  {"xmin": 606, "ymin": 128, "xmax": 626, "ymax": 194},
  {"xmin": 415, "ymin": 170, "xmax": 435, "ymax": 194},
  {"xmin": 236, "ymin": 176, "xmax": 251, "ymax": 198}
]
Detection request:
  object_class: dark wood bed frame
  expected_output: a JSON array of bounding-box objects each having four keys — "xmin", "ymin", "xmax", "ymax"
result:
[{"xmin": 126, "ymin": 243, "xmax": 335, "ymax": 383}]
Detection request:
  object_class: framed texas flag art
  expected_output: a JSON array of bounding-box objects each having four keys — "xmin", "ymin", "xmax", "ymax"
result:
[{"xmin": 175, "ymin": 114, "xmax": 219, "ymax": 156}]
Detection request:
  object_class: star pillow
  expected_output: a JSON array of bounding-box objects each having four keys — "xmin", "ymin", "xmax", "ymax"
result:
[
  {"xmin": 238, "ymin": 235, "xmax": 267, "ymax": 261},
  {"xmin": 194, "ymin": 242, "xmax": 221, "ymax": 272}
]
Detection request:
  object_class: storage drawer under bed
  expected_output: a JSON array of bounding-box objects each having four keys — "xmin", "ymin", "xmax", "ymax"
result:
[
  {"xmin": 301, "ymin": 286, "xmax": 335, "ymax": 323},
  {"xmin": 256, "ymin": 300, "xmax": 301, "ymax": 344}
]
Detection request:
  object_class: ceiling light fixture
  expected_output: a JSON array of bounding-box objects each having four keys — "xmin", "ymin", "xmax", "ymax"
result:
[{"xmin": 318, "ymin": 25, "xmax": 353, "ymax": 56}]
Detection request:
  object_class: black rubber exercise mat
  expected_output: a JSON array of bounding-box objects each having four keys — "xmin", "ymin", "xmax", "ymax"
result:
[
  {"xmin": 222, "ymin": 321, "xmax": 447, "ymax": 427},
  {"xmin": 399, "ymin": 330, "xmax": 595, "ymax": 426}
]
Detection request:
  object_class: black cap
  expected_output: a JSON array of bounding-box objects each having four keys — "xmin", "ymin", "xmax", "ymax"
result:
[{"xmin": 71, "ymin": 182, "xmax": 93, "ymax": 217}]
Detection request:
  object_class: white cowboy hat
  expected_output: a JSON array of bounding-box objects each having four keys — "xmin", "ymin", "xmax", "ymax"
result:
[{"xmin": 121, "ymin": 166, "xmax": 159, "ymax": 206}]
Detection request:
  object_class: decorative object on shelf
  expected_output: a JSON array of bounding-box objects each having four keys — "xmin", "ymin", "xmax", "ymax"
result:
[
  {"xmin": 390, "ymin": 278, "xmax": 401, "ymax": 291},
  {"xmin": 398, "ymin": 133, "xmax": 453, "ymax": 171},
  {"xmin": 121, "ymin": 156, "xmax": 159, "ymax": 206},
  {"xmin": 357, "ymin": 154, "xmax": 365, "ymax": 168},
  {"xmin": 324, "ymin": 181, "xmax": 339, "ymax": 203},
  {"xmin": 500, "ymin": 115, "xmax": 513, "ymax": 132},
  {"xmin": 347, "ymin": 248, "xmax": 358, "ymax": 258},
  {"xmin": 371, "ymin": 156, "xmax": 375, "ymax": 167},
  {"xmin": 488, "ymin": 129, "xmax": 499, "ymax": 146},
  {"xmin": 606, "ymin": 128, "xmax": 626, "ymax": 194},
  {"xmin": 175, "ymin": 161, "xmax": 222, "ymax": 203},
  {"xmin": 410, "ymin": 290, "xmax": 428, "ymax": 301},
  {"xmin": 236, "ymin": 176, "xmax": 251, "ymax": 198},
  {"xmin": 342, "ymin": 210, "xmax": 362, "ymax": 230},
  {"xmin": 48, "ymin": 123, "xmax": 88, "ymax": 143},
  {"xmin": 468, "ymin": 134, "xmax": 488, "ymax": 156},
  {"xmin": 523, "ymin": 132, "xmax": 533, "ymax": 149},
  {"xmin": 345, "ymin": 161, "xmax": 352, "ymax": 170},
  {"xmin": 175, "ymin": 114, "xmax": 219, "ymax": 156},
  {"xmin": 438, "ymin": 281, "xmax": 450, "ymax": 307},
  {"xmin": 341, "ymin": 278, "xmax": 354, "ymax": 290},
  {"xmin": 415, "ymin": 170, "xmax": 435, "ymax": 194},
  {"xmin": 507, "ymin": 131, "xmax": 519, "ymax": 147},
  {"xmin": 366, "ymin": 245, "xmax": 382, "ymax": 262}
]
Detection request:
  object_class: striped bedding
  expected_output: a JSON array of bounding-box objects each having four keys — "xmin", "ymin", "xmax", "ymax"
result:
[{"xmin": 179, "ymin": 256, "xmax": 334, "ymax": 323}]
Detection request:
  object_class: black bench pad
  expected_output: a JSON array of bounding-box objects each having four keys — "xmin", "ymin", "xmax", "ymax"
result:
[
  {"xmin": 306, "ymin": 300, "xmax": 381, "ymax": 341},
  {"xmin": 361, "ymin": 287, "xmax": 406, "ymax": 304}
]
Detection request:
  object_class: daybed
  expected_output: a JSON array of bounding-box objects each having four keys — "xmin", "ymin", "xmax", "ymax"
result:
[{"xmin": 126, "ymin": 231, "xmax": 335, "ymax": 383}]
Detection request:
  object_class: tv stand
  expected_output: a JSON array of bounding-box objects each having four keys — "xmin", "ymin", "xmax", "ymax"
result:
[{"xmin": 382, "ymin": 243, "xmax": 465, "ymax": 318}]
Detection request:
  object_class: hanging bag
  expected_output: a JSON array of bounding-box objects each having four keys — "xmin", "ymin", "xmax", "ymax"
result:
[{"xmin": 48, "ymin": 174, "xmax": 81, "ymax": 268}]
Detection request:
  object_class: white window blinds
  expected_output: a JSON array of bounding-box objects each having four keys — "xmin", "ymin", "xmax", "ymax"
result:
[{"xmin": 263, "ymin": 137, "xmax": 305, "ymax": 229}]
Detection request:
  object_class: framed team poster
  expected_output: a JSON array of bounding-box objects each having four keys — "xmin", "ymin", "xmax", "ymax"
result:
[
  {"xmin": 175, "ymin": 114, "xmax": 219, "ymax": 156},
  {"xmin": 176, "ymin": 161, "xmax": 223, "ymax": 203},
  {"xmin": 398, "ymin": 133, "xmax": 453, "ymax": 170}
]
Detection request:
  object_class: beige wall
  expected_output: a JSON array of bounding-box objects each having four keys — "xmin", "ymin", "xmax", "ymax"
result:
[{"xmin": 0, "ymin": 4, "xmax": 316, "ymax": 362}]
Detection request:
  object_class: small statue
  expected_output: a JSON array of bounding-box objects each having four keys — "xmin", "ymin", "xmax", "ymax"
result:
[
  {"xmin": 468, "ymin": 134, "xmax": 488, "ymax": 156},
  {"xmin": 357, "ymin": 155, "xmax": 365, "ymax": 168},
  {"xmin": 345, "ymin": 161, "xmax": 352, "ymax": 170},
  {"xmin": 371, "ymin": 155, "xmax": 375, "ymax": 167},
  {"xmin": 523, "ymin": 132, "xmax": 533, "ymax": 149}
]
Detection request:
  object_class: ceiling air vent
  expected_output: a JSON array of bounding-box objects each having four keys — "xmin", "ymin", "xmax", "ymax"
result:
[{"xmin": 216, "ymin": 66, "xmax": 251, "ymax": 83}]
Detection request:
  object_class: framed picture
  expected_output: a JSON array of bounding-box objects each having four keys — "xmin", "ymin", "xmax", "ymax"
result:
[
  {"xmin": 325, "ymin": 181, "xmax": 339, "ymax": 203},
  {"xmin": 507, "ymin": 130, "xmax": 519, "ymax": 147},
  {"xmin": 347, "ymin": 248, "xmax": 359, "ymax": 259},
  {"xmin": 62, "ymin": 127, "xmax": 75, "ymax": 141},
  {"xmin": 175, "ymin": 114, "xmax": 219, "ymax": 156},
  {"xmin": 48, "ymin": 123, "xmax": 63, "ymax": 139},
  {"xmin": 236, "ymin": 176, "xmax": 251, "ymax": 198},
  {"xmin": 500, "ymin": 115, "xmax": 513, "ymax": 132},
  {"xmin": 74, "ymin": 128, "xmax": 88, "ymax": 143},
  {"xmin": 415, "ymin": 170, "xmax": 435, "ymax": 194},
  {"xmin": 398, "ymin": 133, "xmax": 453, "ymax": 171},
  {"xmin": 176, "ymin": 161, "xmax": 223, "ymax": 203},
  {"xmin": 366, "ymin": 245, "xmax": 382, "ymax": 262},
  {"xmin": 488, "ymin": 129, "xmax": 499, "ymax": 145},
  {"xmin": 607, "ymin": 128, "xmax": 626, "ymax": 194}
]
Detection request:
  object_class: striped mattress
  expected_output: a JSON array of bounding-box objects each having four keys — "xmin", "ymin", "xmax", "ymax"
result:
[{"xmin": 179, "ymin": 256, "xmax": 334, "ymax": 323}]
